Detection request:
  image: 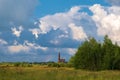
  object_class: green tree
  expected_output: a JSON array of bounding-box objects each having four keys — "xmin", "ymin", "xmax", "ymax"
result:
[
  {"xmin": 68, "ymin": 56, "xmax": 75, "ymax": 67},
  {"xmin": 102, "ymin": 35, "xmax": 115, "ymax": 70},
  {"xmin": 73, "ymin": 37, "xmax": 102, "ymax": 70},
  {"xmin": 112, "ymin": 43, "xmax": 120, "ymax": 69},
  {"xmin": 70, "ymin": 35, "xmax": 120, "ymax": 70}
]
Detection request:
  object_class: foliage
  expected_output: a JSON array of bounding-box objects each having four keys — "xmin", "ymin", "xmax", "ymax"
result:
[
  {"xmin": 48, "ymin": 63, "xmax": 60, "ymax": 67},
  {"xmin": 68, "ymin": 56, "xmax": 75, "ymax": 67},
  {"xmin": 70, "ymin": 36, "xmax": 120, "ymax": 70},
  {"xmin": 0, "ymin": 66, "xmax": 120, "ymax": 80},
  {"xmin": 48, "ymin": 63, "xmax": 69, "ymax": 67},
  {"xmin": 14, "ymin": 62, "xmax": 33, "ymax": 67}
]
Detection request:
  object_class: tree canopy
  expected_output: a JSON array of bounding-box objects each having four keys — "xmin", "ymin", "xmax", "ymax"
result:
[{"xmin": 69, "ymin": 36, "xmax": 120, "ymax": 70}]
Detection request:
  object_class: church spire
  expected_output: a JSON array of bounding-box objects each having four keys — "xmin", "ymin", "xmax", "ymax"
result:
[
  {"xmin": 58, "ymin": 52, "xmax": 60, "ymax": 62},
  {"xmin": 58, "ymin": 52, "xmax": 65, "ymax": 63}
]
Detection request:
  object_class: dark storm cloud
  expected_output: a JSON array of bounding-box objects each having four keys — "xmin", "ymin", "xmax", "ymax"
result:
[{"xmin": 0, "ymin": 0, "xmax": 38, "ymax": 30}]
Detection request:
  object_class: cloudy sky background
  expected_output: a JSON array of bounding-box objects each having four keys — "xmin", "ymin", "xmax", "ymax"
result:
[{"xmin": 0, "ymin": 0, "xmax": 120, "ymax": 62}]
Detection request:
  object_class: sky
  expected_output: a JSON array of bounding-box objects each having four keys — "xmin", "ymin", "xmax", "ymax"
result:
[{"xmin": 0, "ymin": 0, "xmax": 120, "ymax": 62}]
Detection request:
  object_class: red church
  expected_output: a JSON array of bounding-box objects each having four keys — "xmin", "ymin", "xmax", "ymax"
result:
[{"xmin": 58, "ymin": 52, "xmax": 65, "ymax": 63}]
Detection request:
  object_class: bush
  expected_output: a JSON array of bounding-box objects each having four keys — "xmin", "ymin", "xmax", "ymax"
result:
[
  {"xmin": 14, "ymin": 62, "xmax": 21, "ymax": 67},
  {"xmin": 14, "ymin": 62, "xmax": 33, "ymax": 67},
  {"xmin": 48, "ymin": 63, "xmax": 60, "ymax": 67}
]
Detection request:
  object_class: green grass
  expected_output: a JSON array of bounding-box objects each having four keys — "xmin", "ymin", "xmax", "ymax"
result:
[{"xmin": 0, "ymin": 66, "xmax": 120, "ymax": 80}]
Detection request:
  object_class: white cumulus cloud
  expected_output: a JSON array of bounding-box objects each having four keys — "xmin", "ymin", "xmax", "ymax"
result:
[
  {"xmin": 8, "ymin": 40, "xmax": 48, "ymax": 53},
  {"xmin": 8, "ymin": 44, "xmax": 30, "ymax": 53},
  {"xmin": 24, "ymin": 40, "xmax": 48, "ymax": 51},
  {"xmin": 29, "ymin": 28, "xmax": 41, "ymax": 39},
  {"xmin": 67, "ymin": 48, "xmax": 77, "ymax": 55},
  {"xmin": 0, "ymin": 39, "xmax": 8, "ymax": 45},
  {"xmin": 38, "ymin": 6, "xmax": 82, "ymax": 34},
  {"xmin": 90, "ymin": 4, "xmax": 120, "ymax": 43},
  {"xmin": 68, "ymin": 23, "xmax": 87, "ymax": 41},
  {"xmin": 11, "ymin": 26, "xmax": 23, "ymax": 37},
  {"xmin": 30, "ymin": 6, "xmax": 88, "ymax": 41},
  {"xmin": 50, "ymin": 40, "xmax": 60, "ymax": 45}
]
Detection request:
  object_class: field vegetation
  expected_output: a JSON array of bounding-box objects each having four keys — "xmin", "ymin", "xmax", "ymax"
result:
[{"xmin": 0, "ymin": 62, "xmax": 120, "ymax": 80}]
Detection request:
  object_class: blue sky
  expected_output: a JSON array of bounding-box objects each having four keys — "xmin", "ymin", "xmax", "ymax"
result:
[
  {"xmin": 0, "ymin": 0, "xmax": 120, "ymax": 62},
  {"xmin": 35, "ymin": 0, "xmax": 109, "ymax": 17}
]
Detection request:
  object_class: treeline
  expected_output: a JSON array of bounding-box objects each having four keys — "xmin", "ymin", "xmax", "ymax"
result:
[
  {"xmin": 0, "ymin": 62, "xmax": 70, "ymax": 68},
  {"xmin": 69, "ymin": 35, "xmax": 120, "ymax": 71},
  {"xmin": 0, "ymin": 62, "xmax": 33, "ymax": 67}
]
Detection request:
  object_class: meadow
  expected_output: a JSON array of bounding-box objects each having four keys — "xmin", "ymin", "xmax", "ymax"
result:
[{"xmin": 0, "ymin": 64, "xmax": 120, "ymax": 80}]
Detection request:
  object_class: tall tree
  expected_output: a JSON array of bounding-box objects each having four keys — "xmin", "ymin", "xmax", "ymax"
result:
[
  {"xmin": 70, "ymin": 35, "xmax": 120, "ymax": 70},
  {"xmin": 112, "ymin": 43, "xmax": 120, "ymax": 69},
  {"xmin": 102, "ymin": 35, "xmax": 115, "ymax": 70},
  {"xmin": 73, "ymin": 37, "xmax": 102, "ymax": 70}
]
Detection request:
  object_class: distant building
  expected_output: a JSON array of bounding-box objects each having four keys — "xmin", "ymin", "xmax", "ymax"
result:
[{"xmin": 58, "ymin": 52, "xmax": 65, "ymax": 63}]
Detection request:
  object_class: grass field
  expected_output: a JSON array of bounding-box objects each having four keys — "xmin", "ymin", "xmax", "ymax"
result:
[{"xmin": 0, "ymin": 65, "xmax": 120, "ymax": 80}]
